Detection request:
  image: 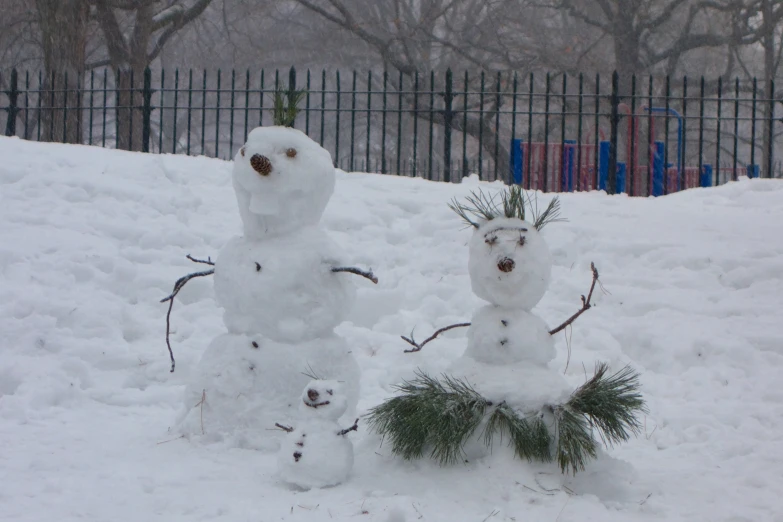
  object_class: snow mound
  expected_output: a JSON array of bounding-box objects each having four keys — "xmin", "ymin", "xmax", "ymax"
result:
[{"xmin": 2, "ymin": 136, "xmax": 783, "ymax": 521}]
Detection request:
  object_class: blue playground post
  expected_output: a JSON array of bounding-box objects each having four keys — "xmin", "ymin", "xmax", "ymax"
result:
[
  {"xmin": 510, "ymin": 138, "xmax": 523, "ymax": 184},
  {"xmin": 598, "ymin": 140, "xmax": 610, "ymax": 191},
  {"xmin": 617, "ymin": 162, "xmax": 627, "ymax": 194},
  {"xmin": 562, "ymin": 140, "xmax": 576, "ymax": 192},
  {"xmin": 746, "ymin": 164, "xmax": 760, "ymax": 178},
  {"xmin": 700, "ymin": 164, "xmax": 713, "ymax": 188},
  {"xmin": 651, "ymin": 141, "xmax": 665, "ymax": 197}
]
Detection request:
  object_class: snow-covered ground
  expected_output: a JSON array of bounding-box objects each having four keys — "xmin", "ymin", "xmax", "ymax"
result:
[{"xmin": 1, "ymin": 136, "xmax": 782, "ymax": 522}]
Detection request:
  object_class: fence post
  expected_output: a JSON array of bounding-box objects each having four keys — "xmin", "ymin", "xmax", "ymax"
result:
[
  {"xmin": 443, "ymin": 69, "xmax": 453, "ymax": 183},
  {"xmin": 141, "ymin": 68, "xmax": 153, "ymax": 153},
  {"xmin": 5, "ymin": 69, "xmax": 19, "ymax": 137},
  {"xmin": 607, "ymin": 71, "xmax": 620, "ymax": 194},
  {"xmin": 767, "ymin": 79, "xmax": 775, "ymax": 178}
]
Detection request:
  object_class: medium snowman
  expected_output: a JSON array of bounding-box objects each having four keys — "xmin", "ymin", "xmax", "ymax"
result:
[
  {"xmin": 403, "ymin": 189, "xmax": 590, "ymax": 456},
  {"xmin": 177, "ymin": 126, "xmax": 374, "ymax": 450},
  {"xmin": 275, "ymin": 379, "xmax": 358, "ymax": 489}
]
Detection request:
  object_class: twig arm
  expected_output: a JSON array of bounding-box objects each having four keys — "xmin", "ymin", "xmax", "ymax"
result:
[
  {"xmin": 548, "ymin": 262, "xmax": 600, "ymax": 336},
  {"xmin": 331, "ymin": 266, "xmax": 379, "ymax": 284},
  {"xmin": 338, "ymin": 418, "xmax": 360, "ymax": 436},
  {"xmin": 402, "ymin": 322, "xmax": 472, "ymax": 353},
  {"xmin": 186, "ymin": 254, "xmax": 215, "ymax": 266},
  {"xmin": 160, "ymin": 254, "xmax": 216, "ymax": 373}
]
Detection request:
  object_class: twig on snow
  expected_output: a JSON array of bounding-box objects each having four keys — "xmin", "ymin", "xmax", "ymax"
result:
[
  {"xmin": 548, "ymin": 262, "xmax": 600, "ymax": 336},
  {"xmin": 160, "ymin": 255, "xmax": 216, "ymax": 372},
  {"xmin": 338, "ymin": 418, "xmax": 360, "ymax": 436},
  {"xmin": 194, "ymin": 389, "xmax": 207, "ymax": 435},
  {"xmin": 331, "ymin": 266, "xmax": 379, "ymax": 284},
  {"xmin": 402, "ymin": 322, "xmax": 472, "ymax": 353},
  {"xmin": 275, "ymin": 423, "xmax": 294, "ymax": 433}
]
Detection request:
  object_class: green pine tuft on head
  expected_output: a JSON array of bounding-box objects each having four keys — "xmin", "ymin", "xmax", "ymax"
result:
[
  {"xmin": 448, "ymin": 186, "xmax": 565, "ymax": 231},
  {"xmin": 272, "ymin": 87, "xmax": 307, "ymax": 127}
]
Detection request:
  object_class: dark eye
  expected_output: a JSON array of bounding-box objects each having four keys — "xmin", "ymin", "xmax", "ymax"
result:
[
  {"xmin": 286, "ymin": 148, "xmax": 297, "ymax": 158},
  {"xmin": 327, "ymin": 390, "xmax": 333, "ymax": 395}
]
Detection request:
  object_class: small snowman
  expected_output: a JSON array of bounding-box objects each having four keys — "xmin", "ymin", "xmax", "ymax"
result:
[
  {"xmin": 176, "ymin": 126, "xmax": 374, "ymax": 449},
  {"xmin": 276, "ymin": 379, "xmax": 358, "ymax": 490}
]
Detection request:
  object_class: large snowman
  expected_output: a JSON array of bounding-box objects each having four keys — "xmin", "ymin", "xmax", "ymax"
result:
[{"xmin": 177, "ymin": 126, "xmax": 372, "ymax": 451}]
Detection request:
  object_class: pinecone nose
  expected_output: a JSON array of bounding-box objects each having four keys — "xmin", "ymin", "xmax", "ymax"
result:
[
  {"xmin": 307, "ymin": 389, "xmax": 319, "ymax": 402},
  {"xmin": 250, "ymin": 154, "xmax": 273, "ymax": 176},
  {"xmin": 498, "ymin": 257, "xmax": 515, "ymax": 273}
]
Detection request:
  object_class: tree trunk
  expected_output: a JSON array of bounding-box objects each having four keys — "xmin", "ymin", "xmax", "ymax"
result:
[
  {"xmin": 761, "ymin": 0, "xmax": 776, "ymax": 177},
  {"xmin": 114, "ymin": 67, "xmax": 146, "ymax": 151},
  {"xmin": 35, "ymin": 0, "xmax": 89, "ymax": 144}
]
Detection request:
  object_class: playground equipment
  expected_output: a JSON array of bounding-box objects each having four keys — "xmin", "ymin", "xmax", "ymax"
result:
[{"xmin": 510, "ymin": 107, "xmax": 761, "ymax": 196}]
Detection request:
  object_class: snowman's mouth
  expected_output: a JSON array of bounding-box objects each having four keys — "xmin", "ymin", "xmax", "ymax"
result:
[{"xmin": 304, "ymin": 399, "xmax": 331, "ymax": 408}]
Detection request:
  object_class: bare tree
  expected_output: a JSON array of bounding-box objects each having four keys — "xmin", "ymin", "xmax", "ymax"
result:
[
  {"xmin": 289, "ymin": 0, "xmax": 555, "ymax": 174},
  {"xmin": 34, "ymin": 0, "xmax": 91, "ymax": 143},
  {"xmin": 90, "ymin": 0, "xmax": 213, "ymax": 150},
  {"xmin": 551, "ymin": 0, "xmax": 759, "ymax": 80}
]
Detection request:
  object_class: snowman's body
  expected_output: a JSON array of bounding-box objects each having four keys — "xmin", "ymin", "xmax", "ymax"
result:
[
  {"xmin": 447, "ymin": 216, "xmax": 570, "ymax": 457},
  {"xmin": 277, "ymin": 380, "xmax": 355, "ymax": 489},
  {"xmin": 178, "ymin": 127, "xmax": 362, "ymax": 450},
  {"xmin": 214, "ymin": 229, "xmax": 355, "ymax": 341}
]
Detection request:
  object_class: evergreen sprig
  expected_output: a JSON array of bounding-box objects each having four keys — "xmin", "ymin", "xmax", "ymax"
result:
[
  {"xmin": 367, "ymin": 371, "xmax": 490, "ymax": 464},
  {"xmin": 567, "ymin": 362, "xmax": 647, "ymax": 447},
  {"xmin": 367, "ymin": 364, "xmax": 646, "ymax": 474},
  {"xmin": 448, "ymin": 186, "xmax": 564, "ymax": 231},
  {"xmin": 272, "ymin": 88, "xmax": 307, "ymax": 127}
]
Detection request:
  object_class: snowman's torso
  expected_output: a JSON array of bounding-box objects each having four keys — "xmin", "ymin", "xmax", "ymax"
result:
[
  {"xmin": 214, "ymin": 228, "xmax": 356, "ymax": 342},
  {"xmin": 464, "ymin": 305, "xmax": 554, "ymax": 366},
  {"xmin": 277, "ymin": 419, "xmax": 354, "ymax": 489}
]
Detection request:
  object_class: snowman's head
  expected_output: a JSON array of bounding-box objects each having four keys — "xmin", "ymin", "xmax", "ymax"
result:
[
  {"xmin": 468, "ymin": 217, "xmax": 552, "ymax": 309},
  {"xmin": 299, "ymin": 379, "xmax": 347, "ymax": 420},
  {"xmin": 232, "ymin": 126, "xmax": 335, "ymax": 238},
  {"xmin": 451, "ymin": 187, "xmax": 562, "ymax": 310}
]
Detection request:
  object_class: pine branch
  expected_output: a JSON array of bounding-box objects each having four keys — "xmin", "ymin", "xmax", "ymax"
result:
[
  {"xmin": 532, "ymin": 197, "xmax": 565, "ymax": 231},
  {"xmin": 401, "ymin": 322, "xmax": 471, "ymax": 353},
  {"xmin": 367, "ymin": 370, "xmax": 491, "ymax": 464},
  {"xmin": 549, "ymin": 262, "xmax": 599, "ymax": 336},
  {"xmin": 483, "ymin": 404, "xmax": 551, "ymax": 462},
  {"xmin": 331, "ymin": 266, "xmax": 379, "ymax": 284},
  {"xmin": 449, "ymin": 187, "xmax": 565, "ymax": 231},
  {"xmin": 368, "ymin": 364, "xmax": 645, "ymax": 475},
  {"xmin": 552, "ymin": 404, "xmax": 596, "ymax": 475},
  {"xmin": 160, "ymin": 254, "xmax": 216, "ymax": 373},
  {"xmin": 501, "ymin": 185, "xmax": 527, "ymax": 221},
  {"xmin": 567, "ymin": 363, "xmax": 647, "ymax": 447}
]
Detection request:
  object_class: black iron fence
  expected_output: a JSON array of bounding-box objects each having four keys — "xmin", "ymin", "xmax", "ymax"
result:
[{"xmin": 2, "ymin": 67, "xmax": 781, "ymax": 196}]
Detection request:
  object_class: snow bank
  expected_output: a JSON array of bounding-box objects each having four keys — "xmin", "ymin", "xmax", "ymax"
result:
[{"xmin": 1, "ymin": 136, "xmax": 782, "ymax": 521}]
